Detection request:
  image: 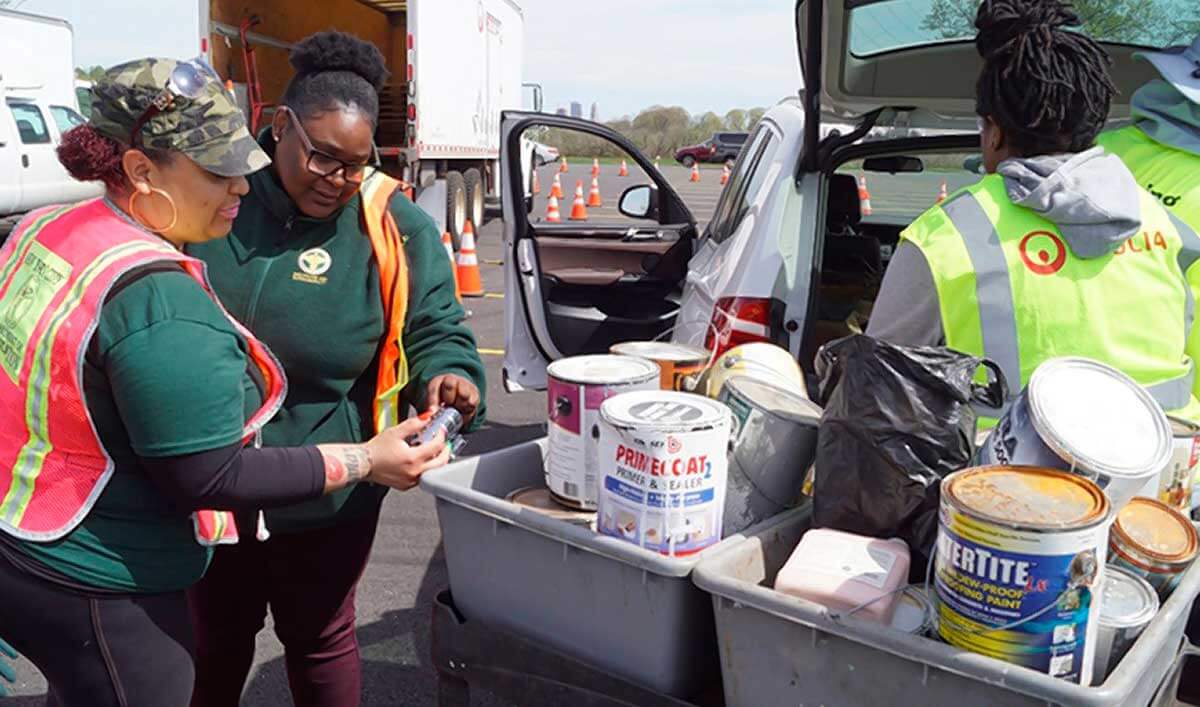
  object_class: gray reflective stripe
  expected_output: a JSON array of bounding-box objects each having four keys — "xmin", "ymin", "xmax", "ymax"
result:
[
  {"xmin": 1168, "ymin": 209, "xmax": 1200, "ymax": 342},
  {"xmin": 1146, "ymin": 362, "xmax": 1195, "ymax": 411},
  {"xmin": 941, "ymin": 193, "xmax": 1023, "ymax": 403}
]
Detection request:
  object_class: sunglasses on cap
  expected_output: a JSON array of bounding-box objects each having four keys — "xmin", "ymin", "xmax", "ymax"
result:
[{"xmin": 129, "ymin": 57, "xmax": 223, "ymax": 147}]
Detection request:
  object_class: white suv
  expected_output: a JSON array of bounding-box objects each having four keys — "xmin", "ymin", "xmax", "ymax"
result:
[{"xmin": 501, "ymin": 0, "xmax": 1167, "ymax": 392}]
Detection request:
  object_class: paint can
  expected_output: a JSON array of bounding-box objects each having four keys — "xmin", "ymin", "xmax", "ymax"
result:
[
  {"xmin": 546, "ymin": 355, "xmax": 660, "ymax": 510},
  {"xmin": 596, "ymin": 391, "xmax": 732, "ymax": 556},
  {"xmin": 1108, "ymin": 496, "xmax": 1198, "ymax": 600},
  {"xmin": 1157, "ymin": 416, "xmax": 1200, "ymax": 512},
  {"xmin": 609, "ymin": 341, "xmax": 712, "ymax": 391},
  {"xmin": 890, "ymin": 585, "xmax": 935, "ymax": 636},
  {"xmin": 935, "ymin": 465, "xmax": 1111, "ymax": 684},
  {"xmin": 975, "ymin": 357, "xmax": 1171, "ymax": 510},
  {"xmin": 1092, "ymin": 565, "xmax": 1158, "ymax": 684},
  {"xmin": 717, "ymin": 376, "xmax": 821, "ymax": 536},
  {"xmin": 505, "ymin": 487, "xmax": 597, "ymax": 529},
  {"xmin": 695, "ymin": 342, "xmax": 807, "ymax": 400}
]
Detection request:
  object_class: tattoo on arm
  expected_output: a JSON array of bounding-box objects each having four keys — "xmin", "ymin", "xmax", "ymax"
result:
[{"xmin": 319, "ymin": 445, "xmax": 373, "ymax": 491}]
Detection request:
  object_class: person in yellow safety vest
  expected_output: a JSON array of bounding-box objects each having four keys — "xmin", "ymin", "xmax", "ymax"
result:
[
  {"xmin": 1097, "ymin": 35, "xmax": 1200, "ymax": 233},
  {"xmin": 867, "ymin": 0, "xmax": 1200, "ymax": 426}
]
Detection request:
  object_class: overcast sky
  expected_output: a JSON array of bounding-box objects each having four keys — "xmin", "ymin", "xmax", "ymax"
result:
[{"xmin": 9, "ymin": 0, "xmax": 801, "ymax": 120}]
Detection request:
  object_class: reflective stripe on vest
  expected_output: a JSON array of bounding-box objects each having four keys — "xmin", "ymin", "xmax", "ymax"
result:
[
  {"xmin": 906, "ymin": 177, "xmax": 1199, "ymax": 421},
  {"xmin": 0, "ymin": 200, "xmax": 287, "ymax": 543},
  {"xmin": 359, "ymin": 169, "xmax": 411, "ymax": 432}
]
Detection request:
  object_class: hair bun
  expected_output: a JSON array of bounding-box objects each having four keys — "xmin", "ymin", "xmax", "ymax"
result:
[
  {"xmin": 289, "ymin": 30, "xmax": 389, "ymax": 91},
  {"xmin": 975, "ymin": 0, "xmax": 1080, "ymax": 59}
]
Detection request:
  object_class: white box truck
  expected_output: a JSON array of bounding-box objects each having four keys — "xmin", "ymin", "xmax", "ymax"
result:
[
  {"xmin": 199, "ymin": 0, "xmax": 528, "ymax": 245},
  {"xmin": 0, "ymin": 9, "xmax": 103, "ymax": 218}
]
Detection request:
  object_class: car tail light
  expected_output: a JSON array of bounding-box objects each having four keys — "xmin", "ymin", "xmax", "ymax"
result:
[{"xmin": 705, "ymin": 297, "xmax": 774, "ymax": 359}]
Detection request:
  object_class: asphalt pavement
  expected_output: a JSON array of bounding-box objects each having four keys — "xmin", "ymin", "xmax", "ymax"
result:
[{"xmin": 1, "ymin": 159, "xmax": 958, "ymax": 705}]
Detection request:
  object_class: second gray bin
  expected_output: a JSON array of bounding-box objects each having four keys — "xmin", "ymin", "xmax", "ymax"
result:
[
  {"xmin": 692, "ymin": 506, "xmax": 1200, "ymax": 707},
  {"xmin": 420, "ymin": 437, "xmax": 773, "ymax": 698}
]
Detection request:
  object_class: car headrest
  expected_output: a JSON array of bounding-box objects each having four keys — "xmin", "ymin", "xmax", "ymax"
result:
[{"xmin": 827, "ymin": 174, "xmax": 862, "ymax": 232}]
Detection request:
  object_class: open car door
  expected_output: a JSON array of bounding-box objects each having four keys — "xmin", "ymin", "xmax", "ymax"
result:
[{"xmin": 501, "ymin": 111, "xmax": 696, "ymax": 391}]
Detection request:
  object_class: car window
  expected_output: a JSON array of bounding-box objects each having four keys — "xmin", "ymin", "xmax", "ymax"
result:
[
  {"xmin": 723, "ymin": 133, "xmax": 748, "ymax": 145},
  {"xmin": 7, "ymin": 102, "xmax": 51, "ymax": 145},
  {"xmin": 49, "ymin": 105, "xmax": 86, "ymax": 134},
  {"xmin": 836, "ymin": 151, "xmax": 984, "ymax": 224},
  {"xmin": 705, "ymin": 125, "xmax": 775, "ymax": 245}
]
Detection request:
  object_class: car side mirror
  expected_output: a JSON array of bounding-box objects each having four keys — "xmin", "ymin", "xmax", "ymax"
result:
[
  {"xmin": 618, "ymin": 184, "xmax": 658, "ymax": 220},
  {"xmin": 863, "ymin": 155, "xmax": 924, "ymax": 174}
]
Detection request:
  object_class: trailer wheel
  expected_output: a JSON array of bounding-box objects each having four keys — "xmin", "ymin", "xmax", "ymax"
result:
[
  {"xmin": 463, "ymin": 168, "xmax": 484, "ymax": 232},
  {"xmin": 446, "ymin": 171, "xmax": 467, "ymax": 251}
]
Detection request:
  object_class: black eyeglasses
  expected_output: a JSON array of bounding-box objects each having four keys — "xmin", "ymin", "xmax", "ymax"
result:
[{"xmin": 283, "ymin": 108, "xmax": 376, "ymax": 185}]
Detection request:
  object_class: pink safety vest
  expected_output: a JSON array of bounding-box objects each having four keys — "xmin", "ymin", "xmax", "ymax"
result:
[{"xmin": 0, "ymin": 199, "xmax": 286, "ymax": 545}]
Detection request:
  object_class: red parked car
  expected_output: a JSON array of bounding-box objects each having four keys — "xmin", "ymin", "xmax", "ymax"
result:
[{"xmin": 674, "ymin": 132, "xmax": 749, "ymax": 168}]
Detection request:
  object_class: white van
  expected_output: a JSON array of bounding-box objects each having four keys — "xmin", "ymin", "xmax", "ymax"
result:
[{"xmin": 0, "ymin": 9, "xmax": 103, "ymax": 219}]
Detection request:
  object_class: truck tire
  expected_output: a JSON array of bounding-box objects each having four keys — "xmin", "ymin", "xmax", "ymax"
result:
[
  {"xmin": 446, "ymin": 171, "xmax": 467, "ymax": 251},
  {"xmin": 463, "ymin": 168, "xmax": 484, "ymax": 232},
  {"xmin": 680, "ymin": 155, "xmax": 696, "ymax": 168}
]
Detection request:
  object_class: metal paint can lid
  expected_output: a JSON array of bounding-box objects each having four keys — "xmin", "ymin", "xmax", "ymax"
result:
[
  {"xmin": 600, "ymin": 391, "xmax": 730, "ymax": 433},
  {"xmin": 723, "ymin": 376, "xmax": 821, "ymax": 424},
  {"xmin": 610, "ymin": 341, "xmax": 711, "ymax": 364},
  {"xmin": 944, "ymin": 466, "xmax": 1110, "ymax": 530},
  {"xmin": 889, "ymin": 585, "xmax": 934, "ymax": 634},
  {"xmin": 1168, "ymin": 415, "xmax": 1200, "ymax": 439},
  {"xmin": 1099, "ymin": 565, "xmax": 1159, "ymax": 629},
  {"xmin": 1028, "ymin": 358, "xmax": 1171, "ymax": 480},
  {"xmin": 547, "ymin": 354, "xmax": 659, "ymax": 385},
  {"xmin": 505, "ymin": 487, "xmax": 596, "ymax": 526},
  {"xmin": 1112, "ymin": 497, "xmax": 1199, "ymax": 563}
]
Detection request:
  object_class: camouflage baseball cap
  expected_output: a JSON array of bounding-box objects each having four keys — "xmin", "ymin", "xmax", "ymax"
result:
[{"xmin": 89, "ymin": 57, "xmax": 270, "ymax": 178}]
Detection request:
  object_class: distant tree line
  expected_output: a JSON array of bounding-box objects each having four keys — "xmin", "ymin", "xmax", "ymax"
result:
[{"xmin": 541, "ymin": 106, "xmax": 768, "ymax": 159}]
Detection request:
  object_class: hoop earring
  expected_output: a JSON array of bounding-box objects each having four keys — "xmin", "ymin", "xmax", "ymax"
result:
[{"xmin": 128, "ymin": 187, "xmax": 178, "ymax": 234}]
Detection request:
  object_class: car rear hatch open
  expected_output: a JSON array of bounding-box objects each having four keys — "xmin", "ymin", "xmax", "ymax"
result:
[{"xmin": 795, "ymin": 0, "xmax": 1188, "ymax": 145}]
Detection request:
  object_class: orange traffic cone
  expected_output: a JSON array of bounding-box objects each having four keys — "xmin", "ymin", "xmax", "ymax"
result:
[
  {"xmin": 858, "ymin": 174, "xmax": 873, "ymax": 216},
  {"xmin": 559, "ymin": 157, "xmax": 569, "ymax": 173},
  {"xmin": 532, "ymin": 170, "xmax": 541, "ymax": 195},
  {"xmin": 545, "ymin": 195, "xmax": 562, "ymax": 222},
  {"xmin": 224, "ymin": 79, "xmax": 236, "ymax": 98},
  {"xmin": 587, "ymin": 176, "xmax": 603, "ymax": 207},
  {"xmin": 456, "ymin": 221, "xmax": 484, "ymax": 297},
  {"xmin": 441, "ymin": 231, "xmax": 462, "ymax": 302},
  {"xmin": 619, "ymin": 159, "xmax": 629, "ymax": 177},
  {"xmin": 592, "ymin": 158, "xmax": 600, "ymax": 177},
  {"xmin": 690, "ymin": 163, "xmax": 701, "ymax": 182},
  {"xmin": 936, "ymin": 179, "xmax": 948, "ymax": 205},
  {"xmin": 569, "ymin": 181, "xmax": 589, "ymax": 221},
  {"xmin": 550, "ymin": 173, "xmax": 564, "ymax": 199},
  {"xmin": 720, "ymin": 164, "xmax": 730, "ymax": 185}
]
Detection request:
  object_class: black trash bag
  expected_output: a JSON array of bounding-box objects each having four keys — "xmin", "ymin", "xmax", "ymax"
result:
[{"xmin": 812, "ymin": 334, "xmax": 1006, "ymax": 582}]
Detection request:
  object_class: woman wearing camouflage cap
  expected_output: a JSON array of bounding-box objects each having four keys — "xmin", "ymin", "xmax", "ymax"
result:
[{"xmin": 0, "ymin": 58, "xmax": 451, "ymax": 706}]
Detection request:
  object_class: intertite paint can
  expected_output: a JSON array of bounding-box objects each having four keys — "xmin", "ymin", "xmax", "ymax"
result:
[
  {"xmin": 1108, "ymin": 496, "xmax": 1198, "ymax": 600},
  {"xmin": 596, "ymin": 391, "xmax": 732, "ymax": 556},
  {"xmin": 609, "ymin": 341, "xmax": 712, "ymax": 391},
  {"xmin": 546, "ymin": 355, "xmax": 659, "ymax": 510},
  {"xmin": 935, "ymin": 466, "xmax": 1111, "ymax": 684},
  {"xmin": 717, "ymin": 376, "xmax": 821, "ymax": 535},
  {"xmin": 976, "ymin": 357, "xmax": 1171, "ymax": 510},
  {"xmin": 1092, "ymin": 565, "xmax": 1158, "ymax": 684}
]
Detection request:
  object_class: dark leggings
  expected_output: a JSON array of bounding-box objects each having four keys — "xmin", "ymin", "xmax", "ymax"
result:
[{"xmin": 0, "ymin": 550, "xmax": 195, "ymax": 707}]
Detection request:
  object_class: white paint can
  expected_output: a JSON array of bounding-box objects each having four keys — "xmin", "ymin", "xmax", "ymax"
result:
[
  {"xmin": 546, "ymin": 355, "xmax": 660, "ymax": 510},
  {"xmin": 596, "ymin": 391, "xmax": 732, "ymax": 556}
]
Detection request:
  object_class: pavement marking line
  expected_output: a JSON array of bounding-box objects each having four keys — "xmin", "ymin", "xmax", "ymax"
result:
[
  {"xmin": 483, "ymin": 292, "xmax": 504, "ymax": 299},
  {"xmin": 477, "ymin": 347, "xmax": 505, "ymax": 356},
  {"xmin": 483, "ymin": 259, "xmax": 504, "ymax": 266}
]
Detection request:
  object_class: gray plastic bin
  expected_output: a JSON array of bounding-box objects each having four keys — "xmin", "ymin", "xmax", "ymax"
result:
[
  {"xmin": 692, "ymin": 506, "xmax": 1200, "ymax": 707},
  {"xmin": 420, "ymin": 437, "xmax": 777, "ymax": 698}
]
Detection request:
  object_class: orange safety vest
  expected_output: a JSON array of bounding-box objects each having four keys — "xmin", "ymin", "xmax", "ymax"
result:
[
  {"xmin": 359, "ymin": 169, "xmax": 411, "ymax": 433},
  {"xmin": 0, "ymin": 199, "xmax": 286, "ymax": 546}
]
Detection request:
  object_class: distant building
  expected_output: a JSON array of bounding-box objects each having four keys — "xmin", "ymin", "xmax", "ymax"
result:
[
  {"xmin": 589, "ymin": 102, "xmax": 599, "ymax": 122},
  {"xmin": 570, "ymin": 101, "xmax": 582, "ymax": 118},
  {"xmin": 555, "ymin": 106, "xmax": 567, "ymax": 116}
]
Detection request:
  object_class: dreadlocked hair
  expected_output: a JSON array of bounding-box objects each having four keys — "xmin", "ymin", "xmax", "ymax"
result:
[{"xmin": 974, "ymin": 0, "xmax": 1116, "ymax": 155}]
